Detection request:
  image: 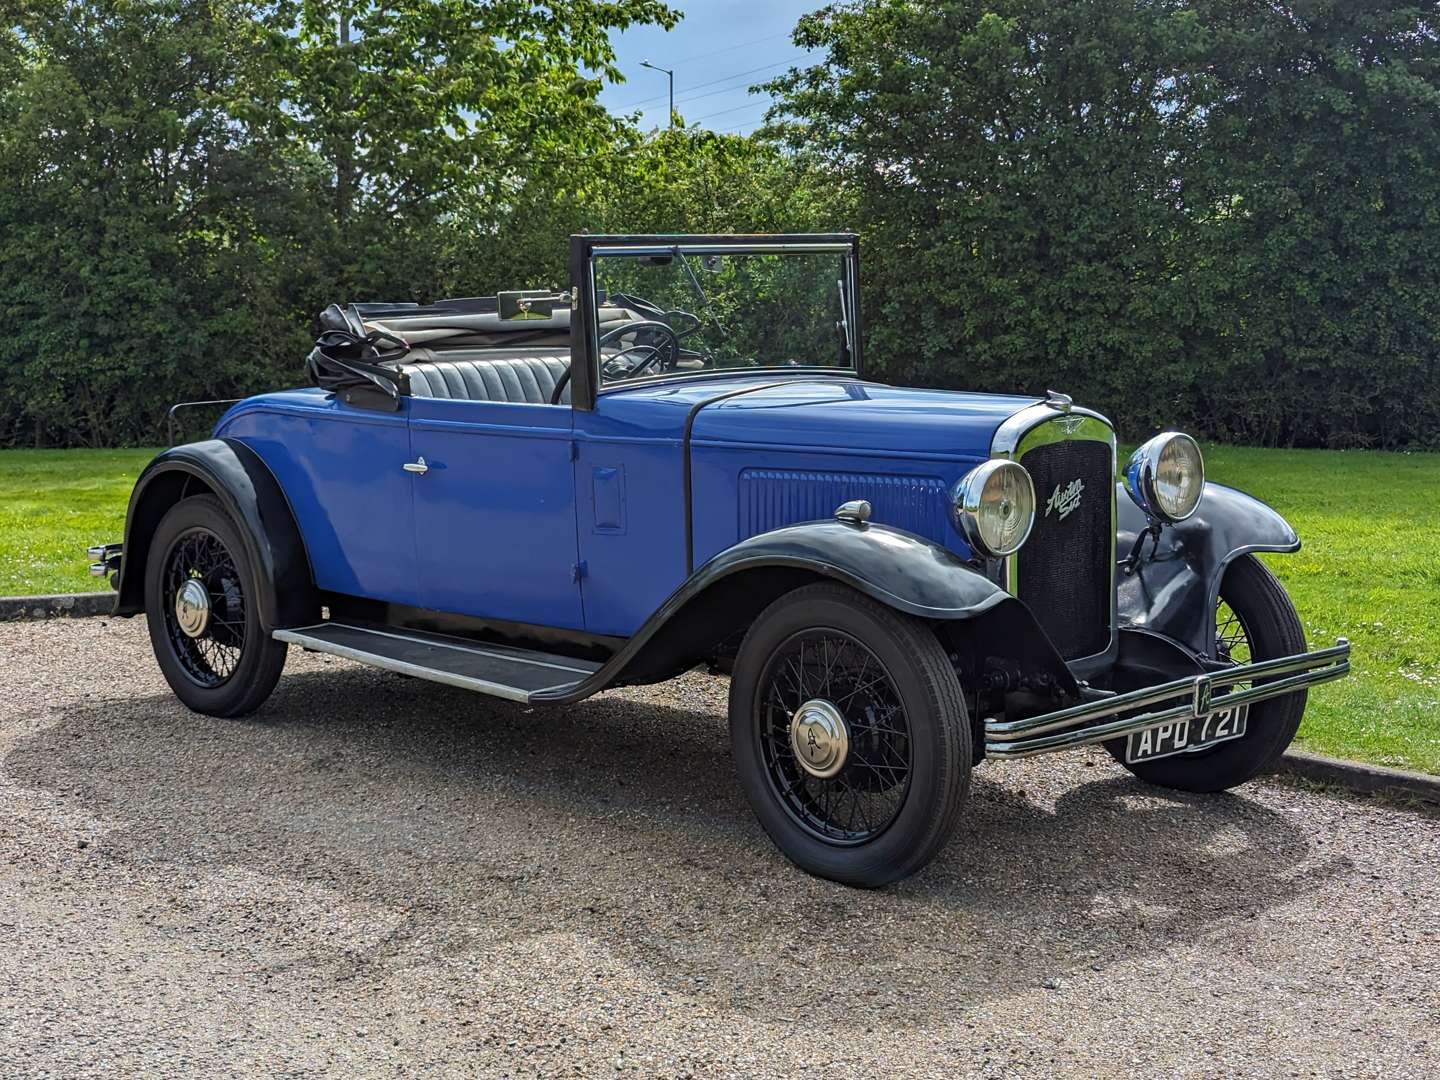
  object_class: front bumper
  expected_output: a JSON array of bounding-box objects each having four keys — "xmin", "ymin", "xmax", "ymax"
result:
[{"xmin": 984, "ymin": 638, "xmax": 1350, "ymax": 759}]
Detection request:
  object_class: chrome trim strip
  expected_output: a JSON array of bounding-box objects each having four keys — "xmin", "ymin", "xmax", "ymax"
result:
[
  {"xmin": 272, "ymin": 628, "xmax": 586, "ymax": 702},
  {"xmin": 983, "ymin": 638, "xmax": 1350, "ymax": 759},
  {"xmin": 991, "ymin": 402, "xmax": 1113, "ymax": 459}
]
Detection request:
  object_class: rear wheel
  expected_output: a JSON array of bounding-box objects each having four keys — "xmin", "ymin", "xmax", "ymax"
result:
[
  {"xmin": 145, "ymin": 495, "xmax": 287, "ymax": 717},
  {"xmin": 729, "ymin": 583, "xmax": 971, "ymax": 887},
  {"xmin": 1108, "ymin": 554, "xmax": 1307, "ymax": 792}
]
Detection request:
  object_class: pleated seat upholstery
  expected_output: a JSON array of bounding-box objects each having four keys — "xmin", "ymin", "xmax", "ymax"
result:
[{"xmin": 400, "ymin": 353, "xmax": 571, "ymax": 404}]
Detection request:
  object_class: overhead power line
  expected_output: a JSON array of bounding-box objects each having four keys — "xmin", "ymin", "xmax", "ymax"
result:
[
  {"xmin": 615, "ymin": 54, "xmax": 809, "ymax": 111},
  {"xmin": 666, "ymin": 31, "xmax": 792, "ymax": 67},
  {"xmin": 690, "ymin": 100, "xmax": 773, "ymax": 124}
]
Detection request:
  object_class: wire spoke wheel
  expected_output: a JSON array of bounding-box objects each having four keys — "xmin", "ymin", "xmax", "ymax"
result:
[
  {"xmin": 755, "ymin": 628, "xmax": 913, "ymax": 845},
  {"xmin": 1216, "ymin": 596, "xmax": 1253, "ymax": 667},
  {"xmin": 161, "ymin": 527, "xmax": 247, "ymax": 688},
  {"xmin": 1216, "ymin": 591, "xmax": 1255, "ymax": 696}
]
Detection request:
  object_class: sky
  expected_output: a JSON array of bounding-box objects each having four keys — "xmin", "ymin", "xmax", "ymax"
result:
[{"xmin": 597, "ymin": 1, "xmax": 823, "ymax": 137}]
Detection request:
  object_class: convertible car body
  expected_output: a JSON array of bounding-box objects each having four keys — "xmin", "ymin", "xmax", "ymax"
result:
[{"xmin": 92, "ymin": 234, "xmax": 1349, "ymax": 886}]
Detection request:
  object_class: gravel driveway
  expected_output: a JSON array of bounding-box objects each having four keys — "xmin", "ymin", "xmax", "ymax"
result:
[{"xmin": 2, "ymin": 617, "xmax": 1437, "ymax": 1078}]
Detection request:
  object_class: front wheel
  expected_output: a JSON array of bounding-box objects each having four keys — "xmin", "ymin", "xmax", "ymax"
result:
[
  {"xmin": 1108, "ymin": 554, "xmax": 1308, "ymax": 792},
  {"xmin": 144, "ymin": 494, "xmax": 288, "ymax": 717},
  {"xmin": 729, "ymin": 583, "xmax": 972, "ymax": 888}
]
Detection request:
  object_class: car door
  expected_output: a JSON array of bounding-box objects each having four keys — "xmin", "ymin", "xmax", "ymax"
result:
[{"xmin": 408, "ymin": 395, "xmax": 584, "ymax": 629}]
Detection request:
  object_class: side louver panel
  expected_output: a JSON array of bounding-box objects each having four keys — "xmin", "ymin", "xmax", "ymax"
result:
[{"xmin": 738, "ymin": 469, "xmax": 950, "ymax": 543}]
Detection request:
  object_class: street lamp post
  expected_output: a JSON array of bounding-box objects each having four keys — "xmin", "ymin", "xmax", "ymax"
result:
[{"xmin": 639, "ymin": 59, "xmax": 675, "ymax": 130}]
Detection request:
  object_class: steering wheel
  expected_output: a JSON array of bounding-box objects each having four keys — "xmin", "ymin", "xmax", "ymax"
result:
[
  {"xmin": 598, "ymin": 320, "xmax": 681, "ymax": 381},
  {"xmin": 548, "ymin": 319, "xmax": 684, "ymax": 405}
]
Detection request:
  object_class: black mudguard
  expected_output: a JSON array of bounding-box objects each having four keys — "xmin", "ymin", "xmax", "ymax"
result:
[
  {"xmin": 1116, "ymin": 481, "xmax": 1300, "ymax": 659},
  {"xmin": 706, "ymin": 519, "xmax": 1013, "ymax": 619},
  {"xmin": 536, "ymin": 519, "xmax": 1077, "ymax": 702},
  {"xmin": 114, "ymin": 439, "xmax": 317, "ymax": 628}
]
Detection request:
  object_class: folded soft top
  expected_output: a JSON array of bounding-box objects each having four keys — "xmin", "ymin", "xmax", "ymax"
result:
[
  {"xmin": 307, "ymin": 293, "xmax": 646, "ymax": 406},
  {"xmin": 338, "ymin": 293, "xmax": 643, "ymax": 348}
]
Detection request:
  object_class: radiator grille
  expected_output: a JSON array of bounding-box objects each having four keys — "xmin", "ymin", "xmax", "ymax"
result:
[{"xmin": 1018, "ymin": 439, "xmax": 1113, "ymax": 659}]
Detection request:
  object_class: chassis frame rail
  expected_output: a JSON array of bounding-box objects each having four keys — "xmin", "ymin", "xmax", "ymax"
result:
[{"xmin": 984, "ymin": 638, "xmax": 1350, "ymax": 760}]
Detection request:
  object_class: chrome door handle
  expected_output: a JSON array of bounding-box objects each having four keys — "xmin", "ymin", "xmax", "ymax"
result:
[{"xmin": 402, "ymin": 456, "xmax": 429, "ymax": 475}]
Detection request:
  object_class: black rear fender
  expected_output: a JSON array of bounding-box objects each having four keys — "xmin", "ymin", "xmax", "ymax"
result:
[{"xmin": 116, "ymin": 439, "xmax": 317, "ymax": 628}]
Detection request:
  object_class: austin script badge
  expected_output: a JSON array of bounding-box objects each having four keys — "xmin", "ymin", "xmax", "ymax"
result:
[{"xmin": 1044, "ymin": 478, "xmax": 1085, "ymax": 521}]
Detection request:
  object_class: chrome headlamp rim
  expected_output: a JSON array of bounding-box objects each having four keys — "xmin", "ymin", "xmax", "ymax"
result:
[
  {"xmin": 1124, "ymin": 431, "xmax": 1205, "ymax": 523},
  {"xmin": 950, "ymin": 459, "xmax": 1037, "ymax": 558}
]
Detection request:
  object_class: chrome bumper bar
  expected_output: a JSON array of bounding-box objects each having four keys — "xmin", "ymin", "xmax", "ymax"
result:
[{"xmin": 984, "ymin": 638, "xmax": 1350, "ymax": 760}]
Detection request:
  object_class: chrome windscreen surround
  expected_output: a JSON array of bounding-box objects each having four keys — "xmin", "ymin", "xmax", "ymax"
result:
[{"xmin": 990, "ymin": 401, "xmax": 1119, "ymax": 669}]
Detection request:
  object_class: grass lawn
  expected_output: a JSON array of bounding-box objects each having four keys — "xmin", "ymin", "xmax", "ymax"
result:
[
  {"xmin": 1, "ymin": 443, "xmax": 1437, "ymax": 772},
  {"xmin": 0, "ymin": 448, "xmax": 159, "ymax": 596},
  {"xmin": 1202, "ymin": 446, "xmax": 1440, "ymax": 775}
]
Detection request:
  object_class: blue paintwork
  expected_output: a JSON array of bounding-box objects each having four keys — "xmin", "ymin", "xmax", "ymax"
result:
[
  {"xmin": 737, "ymin": 469, "xmax": 952, "ymax": 543},
  {"xmin": 572, "ymin": 383, "xmax": 691, "ymax": 637},
  {"xmin": 216, "ymin": 390, "xmax": 421, "ymax": 605},
  {"xmin": 408, "ymin": 396, "xmax": 584, "ymax": 629},
  {"xmin": 577, "ymin": 375, "xmax": 1037, "ymax": 633},
  {"xmin": 687, "ymin": 380, "xmax": 1035, "ymax": 458},
  {"xmin": 686, "ymin": 378, "xmax": 1038, "ymax": 570},
  {"xmin": 211, "ymin": 373, "xmax": 1042, "ymax": 638}
]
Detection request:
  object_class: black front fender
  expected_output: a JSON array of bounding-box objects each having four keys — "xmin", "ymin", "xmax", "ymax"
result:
[
  {"xmin": 1117, "ymin": 481, "xmax": 1300, "ymax": 658},
  {"xmin": 535, "ymin": 519, "xmax": 1077, "ymax": 702},
  {"xmin": 706, "ymin": 519, "xmax": 1012, "ymax": 620},
  {"xmin": 115, "ymin": 439, "xmax": 317, "ymax": 627}
]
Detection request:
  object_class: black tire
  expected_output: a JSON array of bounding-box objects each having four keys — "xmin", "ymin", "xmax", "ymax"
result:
[
  {"xmin": 729, "ymin": 582, "xmax": 971, "ymax": 887},
  {"xmin": 1108, "ymin": 554, "xmax": 1307, "ymax": 792},
  {"xmin": 144, "ymin": 494, "xmax": 288, "ymax": 717}
]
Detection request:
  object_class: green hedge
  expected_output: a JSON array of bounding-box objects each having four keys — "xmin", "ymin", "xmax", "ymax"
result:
[
  {"xmin": 4, "ymin": 1, "xmax": 1437, "ymax": 449},
  {"xmin": 770, "ymin": 0, "xmax": 1440, "ymax": 447}
]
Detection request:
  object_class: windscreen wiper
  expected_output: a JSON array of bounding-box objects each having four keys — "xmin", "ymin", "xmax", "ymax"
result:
[{"xmin": 675, "ymin": 247, "xmax": 729, "ymax": 343}]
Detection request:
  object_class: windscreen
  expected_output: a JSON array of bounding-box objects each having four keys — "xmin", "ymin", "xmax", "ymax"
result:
[{"xmin": 590, "ymin": 246, "xmax": 856, "ymax": 387}]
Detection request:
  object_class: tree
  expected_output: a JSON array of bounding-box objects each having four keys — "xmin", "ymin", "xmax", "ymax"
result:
[
  {"xmin": 438, "ymin": 125, "xmax": 846, "ymax": 292},
  {"xmin": 0, "ymin": 0, "xmax": 314, "ymax": 446},
  {"xmin": 268, "ymin": 1, "xmax": 678, "ymax": 228},
  {"xmin": 0, "ymin": 0, "xmax": 685, "ymax": 446}
]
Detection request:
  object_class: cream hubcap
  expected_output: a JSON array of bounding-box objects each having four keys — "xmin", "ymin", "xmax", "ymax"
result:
[
  {"xmin": 789, "ymin": 699, "xmax": 850, "ymax": 779},
  {"xmin": 174, "ymin": 578, "xmax": 211, "ymax": 639}
]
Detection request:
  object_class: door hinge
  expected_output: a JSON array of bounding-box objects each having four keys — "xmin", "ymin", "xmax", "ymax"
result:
[
  {"xmin": 570, "ymin": 439, "xmax": 579, "ymax": 462},
  {"xmin": 571, "ymin": 561, "xmax": 588, "ymax": 584}
]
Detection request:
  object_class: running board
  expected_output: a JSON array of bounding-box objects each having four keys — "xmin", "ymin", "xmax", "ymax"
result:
[{"xmin": 272, "ymin": 622, "xmax": 601, "ymax": 703}]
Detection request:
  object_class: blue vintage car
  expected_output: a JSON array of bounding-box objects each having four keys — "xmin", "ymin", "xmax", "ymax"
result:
[{"xmin": 92, "ymin": 234, "xmax": 1349, "ymax": 886}]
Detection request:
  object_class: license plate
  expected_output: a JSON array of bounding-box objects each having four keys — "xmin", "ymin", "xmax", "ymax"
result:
[{"xmin": 1125, "ymin": 706, "xmax": 1249, "ymax": 764}]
